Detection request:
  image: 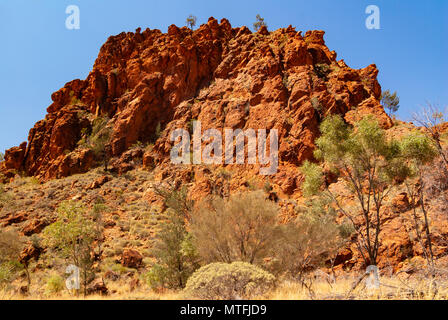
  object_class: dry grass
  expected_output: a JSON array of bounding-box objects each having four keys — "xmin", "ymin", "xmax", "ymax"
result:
[
  {"xmin": 267, "ymin": 276, "xmax": 448, "ymax": 300},
  {"xmin": 0, "ymin": 280, "xmax": 184, "ymax": 300}
]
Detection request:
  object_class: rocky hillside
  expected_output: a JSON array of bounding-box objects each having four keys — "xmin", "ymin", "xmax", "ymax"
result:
[
  {"xmin": 1, "ymin": 17, "xmax": 390, "ymax": 183},
  {"xmin": 1, "ymin": 17, "xmax": 446, "ymax": 274}
]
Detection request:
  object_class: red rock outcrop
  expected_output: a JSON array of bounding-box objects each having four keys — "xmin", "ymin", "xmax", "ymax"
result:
[
  {"xmin": 121, "ymin": 249, "xmax": 143, "ymax": 268},
  {"xmin": 1, "ymin": 17, "xmax": 391, "ymax": 182}
]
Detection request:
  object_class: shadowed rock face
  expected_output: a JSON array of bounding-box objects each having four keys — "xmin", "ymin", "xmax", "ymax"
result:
[{"xmin": 0, "ymin": 17, "xmax": 391, "ymax": 182}]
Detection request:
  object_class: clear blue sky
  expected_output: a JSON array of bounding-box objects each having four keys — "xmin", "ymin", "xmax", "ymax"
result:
[{"xmin": 0, "ymin": 0, "xmax": 447, "ymax": 153}]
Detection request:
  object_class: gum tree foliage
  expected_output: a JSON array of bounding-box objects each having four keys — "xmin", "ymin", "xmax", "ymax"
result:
[
  {"xmin": 380, "ymin": 90, "xmax": 400, "ymax": 116},
  {"xmin": 253, "ymin": 14, "xmax": 267, "ymax": 31},
  {"xmin": 147, "ymin": 186, "xmax": 199, "ymax": 289},
  {"xmin": 78, "ymin": 116, "xmax": 112, "ymax": 169},
  {"xmin": 43, "ymin": 201, "xmax": 98, "ymax": 296},
  {"xmin": 186, "ymin": 15, "xmax": 197, "ymax": 30},
  {"xmin": 399, "ymin": 133, "xmax": 439, "ymax": 270},
  {"xmin": 300, "ymin": 115, "xmax": 404, "ymax": 266}
]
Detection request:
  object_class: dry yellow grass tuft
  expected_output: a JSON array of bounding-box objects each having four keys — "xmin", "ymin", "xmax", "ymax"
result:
[
  {"xmin": 267, "ymin": 276, "xmax": 448, "ymax": 300},
  {"xmin": 2, "ymin": 275, "xmax": 447, "ymax": 300}
]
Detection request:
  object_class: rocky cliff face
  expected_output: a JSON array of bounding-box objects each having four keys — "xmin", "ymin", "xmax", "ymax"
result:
[
  {"xmin": 0, "ymin": 17, "xmax": 391, "ymax": 183},
  {"xmin": 6, "ymin": 18, "xmax": 434, "ymax": 272}
]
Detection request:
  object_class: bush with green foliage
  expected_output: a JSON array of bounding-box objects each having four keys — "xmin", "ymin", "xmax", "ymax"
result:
[
  {"xmin": 314, "ymin": 63, "xmax": 330, "ymax": 80},
  {"xmin": 45, "ymin": 274, "xmax": 65, "ymax": 295},
  {"xmin": 185, "ymin": 262, "xmax": 276, "ymax": 300},
  {"xmin": 190, "ymin": 191, "xmax": 280, "ymax": 265},
  {"xmin": 310, "ymin": 97, "xmax": 323, "ymax": 113},
  {"xmin": 148, "ymin": 186, "xmax": 199, "ymax": 289},
  {"xmin": 78, "ymin": 116, "xmax": 111, "ymax": 166},
  {"xmin": 380, "ymin": 90, "xmax": 400, "ymax": 116},
  {"xmin": 399, "ymin": 132, "xmax": 439, "ymax": 268},
  {"xmin": 301, "ymin": 115, "xmax": 406, "ymax": 266},
  {"xmin": 147, "ymin": 210, "xmax": 199, "ymax": 289},
  {"xmin": 253, "ymin": 14, "xmax": 267, "ymax": 31},
  {"xmin": 186, "ymin": 15, "xmax": 197, "ymax": 30},
  {"xmin": 154, "ymin": 185, "xmax": 194, "ymax": 220},
  {"xmin": 43, "ymin": 201, "xmax": 97, "ymax": 295},
  {"xmin": 0, "ymin": 261, "xmax": 23, "ymax": 289}
]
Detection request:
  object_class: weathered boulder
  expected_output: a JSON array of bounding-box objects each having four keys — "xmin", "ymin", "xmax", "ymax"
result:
[{"xmin": 121, "ymin": 249, "xmax": 143, "ymax": 268}]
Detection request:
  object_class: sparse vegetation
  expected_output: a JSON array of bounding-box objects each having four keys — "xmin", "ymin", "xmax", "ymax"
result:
[
  {"xmin": 253, "ymin": 14, "xmax": 267, "ymax": 32},
  {"xmin": 301, "ymin": 115, "xmax": 407, "ymax": 267},
  {"xmin": 0, "ymin": 230, "xmax": 26, "ymax": 290},
  {"xmin": 413, "ymin": 103, "xmax": 448, "ymax": 168},
  {"xmin": 271, "ymin": 198, "xmax": 348, "ymax": 281},
  {"xmin": 314, "ymin": 63, "xmax": 330, "ymax": 80},
  {"xmin": 190, "ymin": 191, "xmax": 280, "ymax": 265},
  {"xmin": 45, "ymin": 274, "xmax": 65, "ymax": 295},
  {"xmin": 43, "ymin": 201, "xmax": 98, "ymax": 296},
  {"xmin": 147, "ymin": 186, "xmax": 199, "ymax": 289},
  {"xmin": 310, "ymin": 97, "xmax": 323, "ymax": 113},
  {"xmin": 381, "ymin": 90, "xmax": 400, "ymax": 117},
  {"xmin": 185, "ymin": 15, "xmax": 197, "ymax": 30},
  {"xmin": 78, "ymin": 116, "xmax": 112, "ymax": 168},
  {"xmin": 69, "ymin": 90, "xmax": 85, "ymax": 106},
  {"xmin": 399, "ymin": 133, "xmax": 439, "ymax": 270},
  {"xmin": 0, "ymin": 184, "xmax": 12, "ymax": 210}
]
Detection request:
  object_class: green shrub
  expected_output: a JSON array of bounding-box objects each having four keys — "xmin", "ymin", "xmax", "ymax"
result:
[
  {"xmin": 150, "ymin": 209, "xmax": 199, "ymax": 289},
  {"xmin": 185, "ymin": 15, "xmax": 197, "ymax": 30},
  {"xmin": 45, "ymin": 274, "xmax": 65, "ymax": 294},
  {"xmin": 43, "ymin": 201, "xmax": 97, "ymax": 295},
  {"xmin": 0, "ymin": 261, "xmax": 22, "ymax": 288},
  {"xmin": 144, "ymin": 264, "xmax": 168, "ymax": 289},
  {"xmin": 185, "ymin": 262, "xmax": 276, "ymax": 300},
  {"xmin": 78, "ymin": 116, "xmax": 111, "ymax": 164},
  {"xmin": 155, "ymin": 122, "xmax": 162, "ymax": 140},
  {"xmin": 108, "ymin": 263, "xmax": 134, "ymax": 275},
  {"xmin": 380, "ymin": 89, "xmax": 400, "ymax": 116},
  {"xmin": 314, "ymin": 63, "xmax": 330, "ymax": 80},
  {"xmin": 253, "ymin": 14, "xmax": 267, "ymax": 32},
  {"xmin": 310, "ymin": 97, "xmax": 323, "ymax": 113},
  {"xmin": 301, "ymin": 114, "xmax": 412, "ymax": 266}
]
